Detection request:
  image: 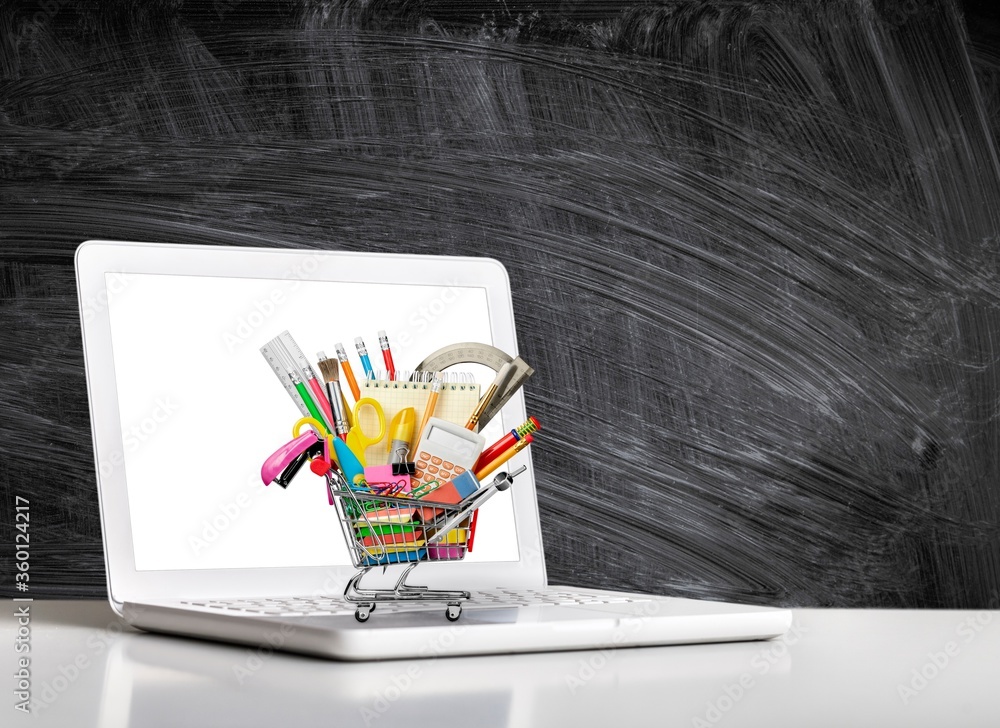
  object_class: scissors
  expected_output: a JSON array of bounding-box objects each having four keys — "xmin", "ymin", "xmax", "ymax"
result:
[{"xmin": 345, "ymin": 397, "xmax": 386, "ymax": 466}]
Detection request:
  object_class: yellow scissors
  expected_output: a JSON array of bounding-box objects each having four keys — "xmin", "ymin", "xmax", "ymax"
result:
[{"xmin": 345, "ymin": 397, "xmax": 386, "ymax": 466}]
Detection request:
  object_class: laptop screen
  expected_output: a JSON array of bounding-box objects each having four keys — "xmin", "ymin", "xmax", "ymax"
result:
[{"xmin": 103, "ymin": 271, "xmax": 520, "ymax": 571}]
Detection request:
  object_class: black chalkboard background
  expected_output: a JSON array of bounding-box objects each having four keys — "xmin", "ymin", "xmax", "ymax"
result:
[{"xmin": 2, "ymin": 0, "xmax": 999, "ymax": 607}]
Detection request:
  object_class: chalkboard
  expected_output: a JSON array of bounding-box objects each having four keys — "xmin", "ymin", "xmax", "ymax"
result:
[{"xmin": 2, "ymin": 0, "xmax": 998, "ymax": 607}]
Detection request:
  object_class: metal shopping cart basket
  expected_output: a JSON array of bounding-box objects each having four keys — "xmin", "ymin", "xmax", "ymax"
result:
[{"xmin": 327, "ymin": 467, "xmax": 519, "ymax": 622}]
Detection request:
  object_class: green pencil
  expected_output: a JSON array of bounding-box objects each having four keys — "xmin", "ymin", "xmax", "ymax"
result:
[{"xmin": 288, "ymin": 370, "xmax": 330, "ymax": 434}]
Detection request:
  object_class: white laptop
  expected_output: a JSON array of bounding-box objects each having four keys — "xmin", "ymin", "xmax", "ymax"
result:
[{"xmin": 76, "ymin": 240, "xmax": 791, "ymax": 660}]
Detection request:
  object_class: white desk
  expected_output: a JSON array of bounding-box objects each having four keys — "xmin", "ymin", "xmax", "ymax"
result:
[{"xmin": 3, "ymin": 601, "xmax": 997, "ymax": 726}]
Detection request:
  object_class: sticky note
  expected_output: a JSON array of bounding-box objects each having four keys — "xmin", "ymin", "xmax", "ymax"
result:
[{"xmin": 364, "ymin": 465, "xmax": 411, "ymax": 493}]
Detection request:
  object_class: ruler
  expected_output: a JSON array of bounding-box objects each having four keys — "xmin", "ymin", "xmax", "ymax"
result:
[
  {"xmin": 414, "ymin": 343, "xmax": 534, "ymax": 429},
  {"xmin": 277, "ymin": 330, "xmax": 314, "ymax": 377},
  {"xmin": 260, "ymin": 336, "xmax": 309, "ymax": 418}
]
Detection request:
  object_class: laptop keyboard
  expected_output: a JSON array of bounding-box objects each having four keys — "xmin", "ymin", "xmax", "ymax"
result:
[{"xmin": 179, "ymin": 588, "xmax": 651, "ymax": 617}]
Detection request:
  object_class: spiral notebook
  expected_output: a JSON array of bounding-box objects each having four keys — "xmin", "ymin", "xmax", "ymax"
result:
[{"xmin": 355, "ymin": 376, "xmax": 481, "ymax": 467}]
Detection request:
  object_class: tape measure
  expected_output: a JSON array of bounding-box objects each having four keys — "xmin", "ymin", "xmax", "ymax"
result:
[{"xmin": 414, "ymin": 343, "xmax": 534, "ymax": 429}]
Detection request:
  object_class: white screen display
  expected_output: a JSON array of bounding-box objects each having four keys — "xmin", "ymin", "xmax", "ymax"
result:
[{"xmin": 104, "ymin": 272, "xmax": 519, "ymax": 570}]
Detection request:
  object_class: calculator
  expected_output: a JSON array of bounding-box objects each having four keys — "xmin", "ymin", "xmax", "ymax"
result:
[{"xmin": 413, "ymin": 418, "xmax": 486, "ymax": 490}]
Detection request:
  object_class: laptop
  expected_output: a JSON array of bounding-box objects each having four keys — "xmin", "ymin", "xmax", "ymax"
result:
[{"xmin": 76, "ymin": 240, "xmax": 791, "ymax": 660}]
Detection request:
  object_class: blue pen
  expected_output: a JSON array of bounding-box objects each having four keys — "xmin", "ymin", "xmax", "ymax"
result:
[{"xmin": 355, "ymin": 337, "xmax": 374, "ymax": 379}]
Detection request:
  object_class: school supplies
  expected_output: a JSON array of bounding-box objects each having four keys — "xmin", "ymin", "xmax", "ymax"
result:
[
  {"xmin": 327, "ymin": 463, "xmax": 522, "ymax": 620},
  {"xmin": 475, "ymin": 416, "xmax": 541, "ymax": 471},
  {"xmin": 415, "ymin": 343, "xmax": 534, "ymax": 429},
  {"xmin": 475, "ymin": 434, "xmax": 534, "ymax": 480},
  {"xmin": 260, "ymin": 339, "xmax": 310, "ymax": 418},
  {"xmin": 335, "ymin": 342, "xmax": 361, "ymax": 401},
  {"xmin": 316, "ymin": 352, "xmax": 350, "ymax": 441},
  {"xmin": 414, "ymin": 375, "xmax": 441, "ymax": 453},
  {"xmin": 435, "ymin": 467, "xmax": 522, "ymax": 550},
  {"xmin": 425, "ymin": 470, "xmax": 480, "ymax": 505},
  {"xmin": 279, "ymin": 332, "xmax": 335, "ymax": 428},
  {"xmin": 378, "ymin": 330, "xmax": 395, "ymax": 380},
  {"xmin": 260, "ymin": 329, "xmax": 532, "ymax": 621},
  {"xmin": 363, "ymin": 465, "xmax": 411, "ymax": 495},
  {"xmin": 333, "ymin": 438, "xmax": 366, "ymax": 489},
  {"xmin": 260, "ymin": 430, "xmax": 322, "ymax": 487},
  {"xmin": 345, "ymin": 398, "xmax": 387, "ymax": 466},
  {"xmin": 465, "ymin": 362, "xmax": 512, "ymax": 431},
  {"xmin": 387, "ymin": 407, "xmax": 415, "ymax": 464},
  {"xmin": 261, "ymin": 334, "xmax": 332, "ymax": 433},
  {"xmin": 356, "ymin": 378, "xmax": 481, "ymax": 468},
  {"xmin": 412, "ymin": 417, "xmax": 485, "ymax": 491},
  {"xmin": 355, "ymin": 337, "xmax": 374, "ymax": 379}
]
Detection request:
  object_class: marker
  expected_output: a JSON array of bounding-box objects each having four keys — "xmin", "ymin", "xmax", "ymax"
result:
[
  {"xmin": 333, "ymin": 438, "xmax": 366, "ymax": 490},
  {"xmin": 355, "ymin": 337, "xmax": 374, "ymax": 379},
  {"xmin": 335, "ymin": 343, "xmax": 361, "ymax": 402},
  {"xmin": 474, "ymin": 416, "xmax": 540, "ymax": 471},
  {"xmin": 378, "ymin": 330, "xmax": 396, "ymax": 381},
  {"xmin": 387, "ymin": 407, "xmax": 416, "ymax": 464},
  {"xmin": 474, "ymin": 434, "xmax": 533, "ymax": 480}
]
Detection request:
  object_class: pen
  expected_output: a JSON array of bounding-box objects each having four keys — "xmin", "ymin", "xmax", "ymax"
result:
[
  {"xmin": 387, "ymin": 407, "xmax": 416, "ymax": 464},
  {"xmin": 355, "ymin": 337, "xmax": 374, "ymax": 379},
  {"xmin": 378, "ymin": 330, "xmax": 395, "ymax": 381},
  {"xmin": 465, "ymin": 362, "xmax": 512, "ymax": 431},
  {"xmin": 474, "ymin": 434, "xmax": 533, "ymax": 480},
  {"xmin": 335, "ymin": 342, "xmax": 361, "ymax": 401},
  {"xmin": 474, "ymin": 416, "xmax": 540, "ymax": 471},
  {"xmin": 413, "ymin": 375, "xmax": 442, "ymax": 453}
]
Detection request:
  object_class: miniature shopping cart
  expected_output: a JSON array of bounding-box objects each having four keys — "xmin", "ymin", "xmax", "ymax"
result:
[{"xmin": 328, "ymin": 467, "xmax": 521, "ymax": 622}]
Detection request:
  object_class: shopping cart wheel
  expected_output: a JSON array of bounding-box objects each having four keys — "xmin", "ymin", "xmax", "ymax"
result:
[
  {"xmin": 355, "ymin": 604, "xmax": 373, "ymax": 622},
  {"xmin": 445, "ymin": 604, "xmax": 462, "ymax": 622}
]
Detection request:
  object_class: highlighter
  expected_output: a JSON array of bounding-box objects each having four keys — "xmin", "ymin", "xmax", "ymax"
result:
[
  {"xmin": 387, "ymin": 407, "xmax": 416, "ymax": 464},
  {"xmin": 333, "ymin": 438, "xmax": 366, "ymax": 490}
]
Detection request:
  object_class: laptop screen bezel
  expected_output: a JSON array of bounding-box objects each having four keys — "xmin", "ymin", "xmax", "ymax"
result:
[{"xmin": 76, "ymin": 240, "xmax": 547, "ymax": 612}]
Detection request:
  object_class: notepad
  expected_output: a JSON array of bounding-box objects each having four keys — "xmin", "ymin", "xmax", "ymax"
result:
[{"xmin": 356, "ymin": 379, "xmax": 481, "ymax": 467}]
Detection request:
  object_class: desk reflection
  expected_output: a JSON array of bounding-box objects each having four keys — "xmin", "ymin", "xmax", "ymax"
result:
[{"xmin": 96, "ymin": 630, "xmax": 790, "ymax": 727}]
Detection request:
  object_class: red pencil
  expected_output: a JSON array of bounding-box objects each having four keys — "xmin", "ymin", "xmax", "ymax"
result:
[{"xmin": 378, "ymin": 330, "xmax": 395, "ymax": 380}]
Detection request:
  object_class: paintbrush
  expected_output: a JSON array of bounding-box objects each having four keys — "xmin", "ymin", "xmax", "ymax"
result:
[{"xmin": 316, "ymin": 351, "xmax": 350, "ymax": 441}]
